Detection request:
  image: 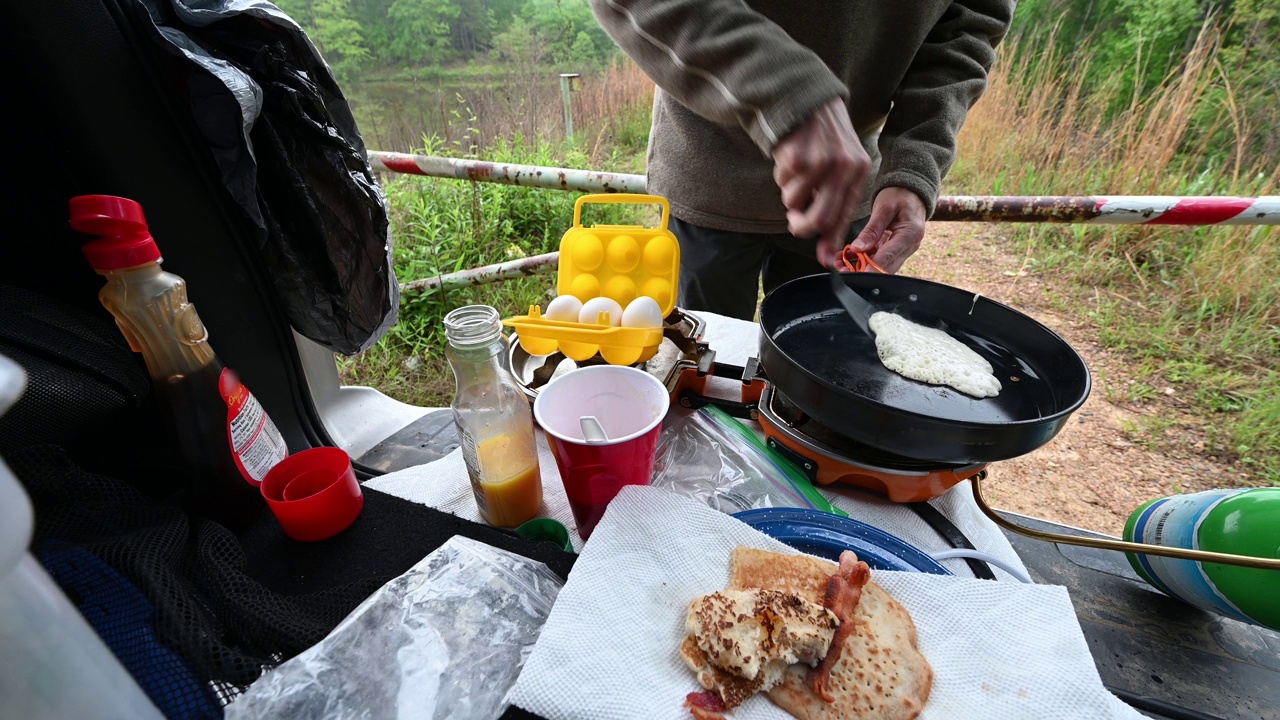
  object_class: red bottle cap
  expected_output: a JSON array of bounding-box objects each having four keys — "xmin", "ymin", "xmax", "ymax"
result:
[
  {"xmin": 259, "ymin": 447, "xmax": 364, "ymax": 542},
  {"xmin": 69, "ymin": 195, "xmax": 163, "ymax": 271}
]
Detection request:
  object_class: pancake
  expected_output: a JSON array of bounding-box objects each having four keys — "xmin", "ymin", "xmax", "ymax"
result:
[
  {"xmin": 868, "ymin": 311, "xmax": 1001, "ymax": 398},
  {"xmin": 729, "ymin": 548, "xmax": 933, "ymax": 720}
]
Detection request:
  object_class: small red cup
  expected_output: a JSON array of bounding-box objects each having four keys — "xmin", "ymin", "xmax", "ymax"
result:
[
  {"xmin": 259, "ymin": 447, "xmax": 363, "ymax": 542},
  {"xmin": 533, "ymin": 366, "xmax": 669, "ymax": 539}
]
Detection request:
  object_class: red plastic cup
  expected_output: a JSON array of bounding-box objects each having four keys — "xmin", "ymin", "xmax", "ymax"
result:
[
  {"xmin": 533, "ymin": 366, "xmax": 670, "ymax": 540},
  {"xmin": 259, "ymin": 447, "xmax": 363, "ymax": 542}
]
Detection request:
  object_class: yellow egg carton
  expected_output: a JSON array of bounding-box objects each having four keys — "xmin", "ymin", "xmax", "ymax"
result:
[{"xmin": 503, "ymin": 194, "xmax": 680, "ymax": 365}]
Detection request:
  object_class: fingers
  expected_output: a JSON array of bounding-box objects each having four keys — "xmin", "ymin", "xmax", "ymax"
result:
[
  {"xmin": 845, "ymin": 186, "xmax": 928, "ymax": 273},
  {"xmin": 791, "ymin": 174, "xmax": 852, "ymax": 239},
  {"xmin": 849, "ymin": 197, "xmax": 896, "ymax": 252},
  {"xmin": 816, "ymin": 234, "xmax": 841, "ymax": 269},
  {"xmin": 778, "ymin": 174, "xmax": 819, "ymax": 216},
  {"xmin": 771, "ymin": 98, "xmax": 870, "ymax": 244},
  {"xmin": 870, "ymin": 218, "xmax": 925, "ymax": 273}
]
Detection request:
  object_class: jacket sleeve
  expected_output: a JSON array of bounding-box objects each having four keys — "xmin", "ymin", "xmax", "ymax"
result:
[
  {"xmin": 874, "ymin": 0, "xmax": 1015, "ymax": 216},
  {"xmin": 588, "ymin": 0, "xmax": 848, "ymax": 155}
]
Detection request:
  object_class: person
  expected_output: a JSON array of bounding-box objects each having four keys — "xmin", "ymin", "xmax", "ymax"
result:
[{"xmin": 588, "ymin": 1, "xmax": 1016, "ymax": 320}]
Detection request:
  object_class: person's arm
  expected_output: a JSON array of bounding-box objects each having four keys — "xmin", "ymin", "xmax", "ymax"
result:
[
  {"xmin": 590, "ymin": 0, "xmax": 870, "ymax": 265},
  {"xmin": 587, "ymin": 0, "xmax": 847, "ymax": 154},
  {"xmin": 851, "ymin": 0, "xmax": 1015, "ymax": 272}
]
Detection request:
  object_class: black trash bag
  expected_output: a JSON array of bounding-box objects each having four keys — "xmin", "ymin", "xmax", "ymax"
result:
[{"xmin": 131, "ymin": 0, "xmax": 397, "ymax": 355}]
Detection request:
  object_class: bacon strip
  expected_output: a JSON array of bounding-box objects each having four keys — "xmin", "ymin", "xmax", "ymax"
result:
[
  {"xmin": 806, "ymin": 550, "xmax": 871, "ymax": 702},
  {"xmin": 684, "ymin": 690, "xmax": 727, "ymax": 720}
]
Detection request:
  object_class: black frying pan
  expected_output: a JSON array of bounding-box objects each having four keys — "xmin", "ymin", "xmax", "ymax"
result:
[{"xmin": 757, "ymin": 273, "xmax": 1091, "ymax": 465}]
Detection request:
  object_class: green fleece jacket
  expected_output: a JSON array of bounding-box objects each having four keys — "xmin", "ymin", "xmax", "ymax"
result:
[{"xmin": 588, "ymin": 0, "xmax": 1015, "ymax": 233}]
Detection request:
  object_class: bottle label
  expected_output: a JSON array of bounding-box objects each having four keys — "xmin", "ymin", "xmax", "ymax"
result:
[
  {"xmin": 455, "ymin": 421, "xmax": 488, "ymax": 516},
  {"xmin": 219, "ymin": 368, "xmax": 288, "ymax": 485},
  {"xmin": 1128, "ymin": 489, "xmax": 1252, "ymax": 623}
]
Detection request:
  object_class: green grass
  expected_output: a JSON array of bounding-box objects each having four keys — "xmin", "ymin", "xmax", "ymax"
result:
[{"xmin": 338, "ymin": 134, "xmax": 647, "ymax": 406}]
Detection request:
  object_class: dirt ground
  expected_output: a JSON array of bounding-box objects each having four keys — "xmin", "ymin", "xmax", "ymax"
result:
[{"xmin": 908, "ymin": 223, "xmax": 1254, "ymax": 537}]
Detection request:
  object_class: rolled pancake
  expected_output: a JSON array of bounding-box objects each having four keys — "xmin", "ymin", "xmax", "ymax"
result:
[{"xmin": 729, "ymin": 548, "xmax": 933, "ymax": 720}]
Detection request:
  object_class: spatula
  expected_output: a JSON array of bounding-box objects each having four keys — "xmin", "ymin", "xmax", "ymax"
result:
[{"xmin": 828, "ymin": 266, "xmax": 874, "ymax": 337}]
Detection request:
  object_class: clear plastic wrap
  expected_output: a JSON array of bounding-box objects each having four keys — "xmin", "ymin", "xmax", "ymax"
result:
[
  {"xmin": 651, "ymin": 406, "xmax": 844, "ymax": 516},
  {"xmin": 225, "ymin": 536, "xmax": 563, "ymax": 720}
]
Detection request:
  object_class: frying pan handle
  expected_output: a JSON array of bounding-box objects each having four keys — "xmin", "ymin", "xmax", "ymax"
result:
[
  {"xmin": 970, "ymin": 475, "xmax": 1280, "ymax": 570},
  {"xmin": 677, "ymin": 389, "xmax": 757, "ymax": 421}
]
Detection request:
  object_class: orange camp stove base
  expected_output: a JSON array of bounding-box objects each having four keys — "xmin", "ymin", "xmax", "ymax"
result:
[{"xmin": 673, "ymin": 361, "xmax": 988, "ymax": 504}]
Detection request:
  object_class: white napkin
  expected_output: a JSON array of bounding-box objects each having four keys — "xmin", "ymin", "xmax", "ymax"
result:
[{"xmin": 506, "ymin": 486, "xmax": 1143, "ymax": 720}]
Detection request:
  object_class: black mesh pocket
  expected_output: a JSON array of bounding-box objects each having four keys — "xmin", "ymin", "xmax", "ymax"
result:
[{"xmin": 0, "ymin": 284, "xmax": 150, "ymax": 457}]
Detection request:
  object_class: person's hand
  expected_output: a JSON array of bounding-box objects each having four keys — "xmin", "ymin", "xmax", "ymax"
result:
[
  {"xmin": 847, "ymin": 187, "xmax": 927, "ymax": 273},
  {"xmin": 772, "ymin": 98, "xmax": 871, "ymax": 268}
]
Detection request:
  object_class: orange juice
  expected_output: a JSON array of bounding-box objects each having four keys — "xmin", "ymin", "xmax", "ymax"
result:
[{"xmin": 469, "ymin": 433, "xmax": 543, "ymax": 527}]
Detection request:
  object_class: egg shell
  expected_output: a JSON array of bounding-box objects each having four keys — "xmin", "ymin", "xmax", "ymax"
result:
[
  {"xmin": 544, "ymin": 294, "xmax": 584, "ymax": 322},
  {"xmin": 579, "ymin": 296, "xmax": 623, "ymax": 326},
  {"xmin": 621, "ymin": 296, "xmax": 664, "ymax": 329}
]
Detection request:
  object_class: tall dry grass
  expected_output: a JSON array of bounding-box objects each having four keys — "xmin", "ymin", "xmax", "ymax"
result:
[
  {"xmin": 955, "ymin": 26, "xmax": 1278, "ymax": 321},
  {"xmin": 952, "ymin": 26, "xmax": 1279, "ymax": 480}
]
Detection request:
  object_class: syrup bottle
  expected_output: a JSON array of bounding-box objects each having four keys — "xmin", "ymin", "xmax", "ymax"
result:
[
  {"xmin": 1124, "ymin": 487, "xmax": 1279, "ymax": 630},
  {"xmin": 70, "ymin": 195, "xmax": 288, "ymax": 529}
]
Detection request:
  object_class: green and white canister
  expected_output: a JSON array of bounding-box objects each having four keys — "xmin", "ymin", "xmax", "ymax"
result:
[{"xmin": 1124, "ymin": 488, "xmax": 1280, "ymax": 630}]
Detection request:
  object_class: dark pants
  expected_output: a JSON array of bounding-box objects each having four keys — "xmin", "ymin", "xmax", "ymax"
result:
[{"xmin": 671, "ymin": 216, "xmax": 869, "ymax": 321}]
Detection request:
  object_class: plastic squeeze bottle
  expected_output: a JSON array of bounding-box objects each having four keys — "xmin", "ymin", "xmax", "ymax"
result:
[
  {"xmin": 444, "ymin": 305, "xmax": 543, "ymax": 528},
  {"xmin": 70, "ymin": 195, "xmax": 288, "ymax": 530},
  {"xmin": 1124, "ymin": 487, "xmax": 1280, "ymax": 630}
]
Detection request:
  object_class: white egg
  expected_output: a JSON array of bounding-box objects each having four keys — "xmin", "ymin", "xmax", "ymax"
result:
[
  {"xmin": 578, "ymin": 297, "xmax": 623, "ymax": 326},
  {"xmin": 544, "ymin": 294, "xmax": 583, "ymax": 322},
  {"xmin": 621, "ymin": 296, "xmax": 664, "ymax": 329}
]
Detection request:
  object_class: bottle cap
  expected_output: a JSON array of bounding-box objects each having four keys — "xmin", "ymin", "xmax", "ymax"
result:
[
  {"xmin": 69, "ymin": 195, "xmax": 162, "ymax": 270},
  {"xmin": 259, "ymin": 447, "xmax": 363, "ymax": 542}
]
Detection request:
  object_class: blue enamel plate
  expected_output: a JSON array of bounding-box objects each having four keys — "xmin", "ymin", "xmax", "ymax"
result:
[{"xmin": 732, "ymin": 508, "xmax": 951, "ymax": 575}]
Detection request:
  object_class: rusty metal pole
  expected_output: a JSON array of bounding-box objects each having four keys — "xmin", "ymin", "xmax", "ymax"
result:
[
  {"xmin": 368, "ymin": 153, "xmax": 1280, "ymax": 293},
  {"xmin": 401, "ymin": 252, "xmax": 561, "ymax": 296},
  {"xmin": 367, "ymin": 152, "xmax": 645, "ymax": 194}
]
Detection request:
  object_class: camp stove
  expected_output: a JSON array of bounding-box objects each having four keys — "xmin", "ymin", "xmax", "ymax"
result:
[
  {"xmin": 509, "ymin": 309, "xmax": 984, "ymax": 504},
  {"xmin": 671, "ymin": 360, "xmax": 989, "ymax": 503}
]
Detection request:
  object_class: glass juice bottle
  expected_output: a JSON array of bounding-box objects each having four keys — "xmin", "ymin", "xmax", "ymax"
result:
[{"xmin": 444, "ymin": 305, "xmax": 542, "ymax": 527}]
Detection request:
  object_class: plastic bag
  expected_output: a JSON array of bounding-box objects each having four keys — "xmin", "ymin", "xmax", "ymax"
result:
[
  {"xmin": 130, "ymin": 0, "xmax": 397, "ymax": 354},
  {"xmin": 651, "ymin": 406, "xmax": 845, "ymax": 516},
  {"xmin": 225, "ymin": 536, "xmax": 563, "ymax": 720}
]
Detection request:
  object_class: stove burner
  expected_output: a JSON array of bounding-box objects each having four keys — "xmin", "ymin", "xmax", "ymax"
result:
[{"xmin": 768, "ymin": 388, "xmax": 969, "ymax": 472}]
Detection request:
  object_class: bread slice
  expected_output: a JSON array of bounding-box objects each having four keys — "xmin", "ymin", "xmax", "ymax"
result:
[{"xmin": 728, "ymin": 548, "xmax": 933, "ymax": 720}]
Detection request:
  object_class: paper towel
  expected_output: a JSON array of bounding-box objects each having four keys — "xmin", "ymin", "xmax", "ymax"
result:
[{"xmin": 506, "ymin": 486, "xmax": 1143, "ymax": 720}]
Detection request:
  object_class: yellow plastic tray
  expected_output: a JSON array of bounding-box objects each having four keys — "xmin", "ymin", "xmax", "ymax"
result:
[{"xmin": 504, "ymin": 194, "xmax": 680, "ymax": 365}]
